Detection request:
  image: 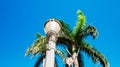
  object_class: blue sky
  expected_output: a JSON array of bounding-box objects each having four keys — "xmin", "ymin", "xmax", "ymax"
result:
[{"xmin": 0, "ymin": 0, "xmax": 120, "ymax": 67}]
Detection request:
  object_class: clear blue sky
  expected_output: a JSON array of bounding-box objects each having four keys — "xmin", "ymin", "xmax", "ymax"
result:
[{"xmin": 0, "ymin": 0, "xmax": 120, "ymax": 67}]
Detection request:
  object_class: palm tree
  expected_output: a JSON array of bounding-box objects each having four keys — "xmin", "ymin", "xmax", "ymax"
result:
[
  {"xmin": 25, "ymin": 9, "xmax": 109, "ymax": 67},
  {"xmin": 57, "ymin": 10, "xmax": 108, "ymax": 67}
]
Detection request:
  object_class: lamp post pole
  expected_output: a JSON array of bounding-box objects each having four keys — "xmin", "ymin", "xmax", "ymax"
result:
[
  {"xmin": 44, "ymin": 18, "xmax": 61, "ymax": 67},
  {"xmin": 45, "ymin": 32, "xmax": 57, "ymax": 67}
]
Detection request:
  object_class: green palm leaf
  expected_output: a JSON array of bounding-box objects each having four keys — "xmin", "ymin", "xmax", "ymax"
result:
[
  {"xmin": 25, "ymin": 33, "xmax": 46, "ymax": 58},
  {"xmin": 80, "ymin": 25, "xmax": 98, "ymax": 39},
  {"xmin": 73, "ymin": 9, "xmax": 86, "ymax": 36},
  {"xmin": 57, "ymin": 20, "xmax": 73, "ymax": 46},
  {"xmin": 78, "ymin": 53, "xmax": 84, "ymax": 67},
  {"xmin": 80, "ymin": 41, "xmax": 108, "ymax": 67},
  {"xmin": 34, "ymin": 53, "xmax": 45, "ymax": 67},
  {"xmin": 56, "ymin": 49, "xmax": 65, "ymax": 61},
  {"xmin": 59, "ymin": 20, "xmax": 73, "ymax": 40}
]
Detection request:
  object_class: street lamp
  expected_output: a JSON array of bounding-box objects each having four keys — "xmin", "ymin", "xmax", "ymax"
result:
[
  {"xmin": 44, "ymin": 18, "xmax": 61, "ymax": 35},
  {"xmin": 44, "ymin": 18, "xmax": 61, "ymax": 67}
]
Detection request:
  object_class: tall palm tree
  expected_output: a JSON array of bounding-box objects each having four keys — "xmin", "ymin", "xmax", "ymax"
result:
[
  {"xmin": 25, "ymin": 9, "xmax": 109, "ymax": 67},
  {"xmin": 57, "ymin": 10, "xmax": 108, "ymax": 67}
]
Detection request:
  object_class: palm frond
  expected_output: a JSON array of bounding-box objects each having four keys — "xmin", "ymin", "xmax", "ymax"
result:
[
  {"xmin": 80, "ymin": 25, "xmax": 98, "ymax": 39},
  {"xmin": 57, "ymin": 37, "xmax": 72, "ymax": 47},
  {"xmin": 36, "ymin": 32, "xmax": 42, "ymax": 38},
  {"xmin": 56, "ymin": 49, "xmax": 65, "ymax": 61},
  {"xmin": 57, "ymin": 20, "xmax": 74, "ymax": 46},
  {"xmin": 25, "ymin": 44, "xmax": 35, "ymax": 56},
  {"xmin": 78, "ymin": 53, "xmax": 84, "ymax": 67},
  {"xmin": 73, "ymin": 9, "xmax": 86, "ymax": 36},
  {"xmin": 25, "ymin": 35, "xmax": 46, "ymax": 58},
  {"xmin": 80, "ymin": 41, "xmax": 108, "ymax": 67},
  {"xmin": 34, "ymin": 53, "xmax": 45, "ymax": 67},
  {"xmin": 59, "ymin": 20, "xmax": 73, "ymax": 40}
]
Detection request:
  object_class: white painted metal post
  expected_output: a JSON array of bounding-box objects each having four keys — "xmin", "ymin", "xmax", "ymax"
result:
[
  {"xmin": 44, "ymin": 18, "xmax": 61, "ymax": 67},
  {"xmin": 45, "ymin": 34, "xmax": 56, "ymax": 67}
]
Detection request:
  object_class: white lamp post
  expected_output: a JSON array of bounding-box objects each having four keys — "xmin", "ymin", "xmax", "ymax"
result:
[{"xmin": 44, "ymin": 18, "xmax": 61, "ymax": 67}]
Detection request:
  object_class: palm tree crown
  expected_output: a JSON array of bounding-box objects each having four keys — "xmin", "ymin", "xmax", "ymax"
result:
[{"xmin": 25, "ymin": 9, "xmax": 109, "ymax": 67}]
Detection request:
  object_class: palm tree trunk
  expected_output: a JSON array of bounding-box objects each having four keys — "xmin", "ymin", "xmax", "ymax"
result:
[
  {"xmin": 74, "ymin": 57, "xmax": 79, "ymax": 67},
  {"xmin": 45, "ymin": 34, "xmax": 56, "ymax": 67},
  {"xmin": 73, "ymin": 53, "xmax": 79, "ymax": 67}
]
